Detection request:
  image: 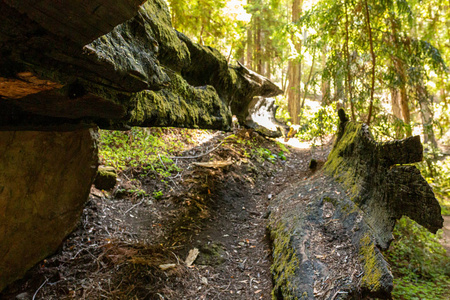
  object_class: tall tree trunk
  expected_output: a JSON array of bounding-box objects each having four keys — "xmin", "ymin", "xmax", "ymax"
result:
[
  {"xmin": 416, "ymin": 84, "xmax": 438, "ymax": 148},
  {"xmin": 321, "ymin": 48, "xmax": 330, "ymax": 105},
  {"xmin": 334, "ymin": 52, "xmax": 344, "ymax": 107},
  {"xmin": 389, "ymin": 16, "xmax": 412, "ymax": 136},
  {"xmin": 246, "ymin": 26, "xmax": 253, "ymax": 69},
  {"xmin": 344, "ymin": 0, "xmax": 355, "ymax": 121},
  {"xmin": 287, "ymin": 0, "xmax": 303, "ymax": 124},
  {"xmin": 391, "ymin": 88, "xmax": 403, "ymax": 138},
  {"xmin": 246, "ymin": 0, "xmax": 254, "ymax": 69},
  {"xmin": 300, "ymin": 48, "xmax": 316, "ymax": 113},
  {"xmin": 400, "ymin": 86, "xmax": 412, "ymax": 136},
  {"xmin": 364, "ymin": 0, "xmax": 376, "ymax": 125},
  {"xmin": 255, "ymin": 13, "xmax": 263, "ymax": 74},
  {"xmin": 390, "ymin": 89, "xmax": 402, "ymax": 118}
]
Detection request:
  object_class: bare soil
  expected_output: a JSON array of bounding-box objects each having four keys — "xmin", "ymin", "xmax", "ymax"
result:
[{"xmin": 0, "ymin": 129, "xmax": 331, "ymax": 300}]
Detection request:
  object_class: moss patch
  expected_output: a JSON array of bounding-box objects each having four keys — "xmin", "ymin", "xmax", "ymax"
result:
[
  {"xmin": 359, "ymin": 234, "xmax": 383, "ymax": 292},
  {"xmin": 128, "ymin": 68, "xmax": 231, "ymax": 130},
  {"xmin": 323, "ymin": 122, "xmax": 363, "ymax": 199},
  {"xmin": 269, "ymin": 220, "xmax": 300, "ymax": 299},
  {"xmin": 196, "ymin": 243, "xmax": 226, "ymax": 266}
]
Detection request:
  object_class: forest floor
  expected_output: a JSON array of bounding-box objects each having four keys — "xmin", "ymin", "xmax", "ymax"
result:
[{"xmin": 0, "ymin": 129, "xmax": 331, "ymax": 300}]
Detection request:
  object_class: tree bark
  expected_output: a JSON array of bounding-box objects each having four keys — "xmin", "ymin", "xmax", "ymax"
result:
[
  {"xmin": 320, "ymin": 48, "xmax": 331, "ymax": 105},
  {"xmin": 286, "ymin": 0, "xmax": 303, "ymax": 124},
  {"xmin": 389, "ymin": 17, "xmax": 412, "ymax": 137},
  {"xmin": 255, "ymin": 10, "xmax": 263, "ymax": 74},
  {"xmin": 390, "ymin": 88, "xmax": 404, "ymax": 138},
  {"xmin": 416, "ymin": 84, "xmax": 438, "ymax": 148},
  {"xmin": 364, "ymin": 0, "xmax": 376, "ymax": 125},
  {"xmin": 391, "ymin": 89, "xmax": 402, "ymax": 119},
  {"xmin": 334, "ymin": 53, "xmax": 344, "ymax": 105},
  {"xmin": 246, "ymin": 0, "xmax": 254, "ymax": 69},
  {"xmin": 344, "ymin": 0, "xmax": 356, "ymax": 121}
]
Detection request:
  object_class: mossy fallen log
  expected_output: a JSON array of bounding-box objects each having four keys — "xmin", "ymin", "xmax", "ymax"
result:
[
  {"xmin": 0, "ymin": 0, "xmax": 282, "ymax": 132},
  {"xmin": 268, "ymin": 109, "xmax": 443, "ymax": 299}
]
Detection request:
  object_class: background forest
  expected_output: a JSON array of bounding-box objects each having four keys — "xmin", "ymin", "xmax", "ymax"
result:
[
  {"xmin": 164, "ymin": 0, "xmax": 450, "ymax": 298},
  {"xmin": 167, "ymin": 0, "xmax": 449, "ymax": 142}
]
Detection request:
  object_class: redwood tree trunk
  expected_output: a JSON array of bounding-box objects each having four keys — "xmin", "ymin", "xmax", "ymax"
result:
[
  {"xmin": 321, "ymin": 48, "xmax": 331, "ymax": 105},
  {"xmin": 286, "ymin": 0, "xmax": 303, "ymax": 124},
  {"xmin": 364, "ymin": 0, "xmax": 376, "ymax": 125},
  {"xmin": 390, "ymin": 17, "xmax": 412, "ymax": 136},
  {"xmin": 255, "ymin": 12, "xmax": 263, "ymax": 74},
  {"xmin": 344, "ymin": 0, "xmax": 355, "ymax": 120},
  {"xmin": 416, "ymin": 84, "xmax": 438, "ymax": 148},
  {"xmin": 246, "ymin": 0, "xmax": 254, "ymax": 69}
]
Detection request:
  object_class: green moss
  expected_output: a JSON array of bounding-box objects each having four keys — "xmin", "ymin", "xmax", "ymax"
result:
[
  {"xmin": 128, "ymin": 69, "xmax": 231, "ymax": 129},
  {"xmin": 323, "ymin": 122, "xmax": 364, "ymax": 198},
  {"xmin": 197, "ymin": 243, "xmax": 226, "ymax": 266},
  {"xmin": 269, "ymin": 220, "xmax": 300, "ymax": 299},
  {"xmin": 359, "ymin": 234, "xmax": 383, "ymax": 292},
  {"xmin": 140, "ymin": 0, "xmax": 190, "ymax": 70}
]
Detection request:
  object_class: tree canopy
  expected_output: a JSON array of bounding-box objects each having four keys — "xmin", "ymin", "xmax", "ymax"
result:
[{"xmin": 165, "ymin": 0, "xmax": 448, "ymax": 142}]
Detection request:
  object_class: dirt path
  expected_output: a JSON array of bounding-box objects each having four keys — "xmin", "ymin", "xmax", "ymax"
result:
[
  {"xmin": 441, "ymin": 216, "xmax": 450, "ymax": 256},
  {"xmin": 0, "ymin": 130, "xmax": 330, "ymax": 300}
]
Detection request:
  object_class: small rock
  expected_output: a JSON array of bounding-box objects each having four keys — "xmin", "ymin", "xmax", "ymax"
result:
[
  {"xmin": 196, "ymin": 243, "xmax": 226, "ymax": 266},
  {"xmin": 94, "ymin": 165, "xmax": 117, "ymax": 190},
  {"xmin": 201, "ymin": 277, "xmax": 208, "ymax": 285}
]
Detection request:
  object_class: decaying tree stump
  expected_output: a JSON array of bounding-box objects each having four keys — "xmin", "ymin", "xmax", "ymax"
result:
[{"xmin": 268, "ymin": 109, "xmax": 443, "ymax": 299}]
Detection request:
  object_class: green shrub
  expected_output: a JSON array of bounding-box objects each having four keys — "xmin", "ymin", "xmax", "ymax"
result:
[
  {"xmin": 417, "ymin": 147, "xmax": 450, "ymax": 216},
  {"xmin": 296, "ymin": 103, "xmax": 338, "ymax": 145},
  {"xmin": 385, "ymin": 217, "xmax": 450, "ymax": 299},
  {"xmin": 98, "ymin": 128, "xmax": 180, "ymax": 177}
]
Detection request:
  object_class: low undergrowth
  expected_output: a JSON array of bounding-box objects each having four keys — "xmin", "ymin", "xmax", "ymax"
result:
[
  {"xmin": 98, "ymin": 127, "xmax": 188, "ymax": 176},
  {"xmin": 418, "ymin": 148, "xmax": 450, "ymax": 216},
  {"xmin": 98, "ymin": 127, "xmax": 287, "ymax": 201},
  {"xmin": 385, "ymin": 217, "xmax": 450, "ymax": 299}
]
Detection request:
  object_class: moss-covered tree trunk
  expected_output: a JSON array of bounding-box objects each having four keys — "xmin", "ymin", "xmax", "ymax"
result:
[{"xmin": 268, "ymin": 109, "xmax": 443, "ymax": 299}]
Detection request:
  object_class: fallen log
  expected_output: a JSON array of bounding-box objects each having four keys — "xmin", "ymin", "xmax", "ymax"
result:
[
  {"xmin": 0, "ymin": 0, "xmax": 282, "ymax": 132},
  {"xmin": 268, "ymin": 109, "xmax": 443, "ymax": 299}
]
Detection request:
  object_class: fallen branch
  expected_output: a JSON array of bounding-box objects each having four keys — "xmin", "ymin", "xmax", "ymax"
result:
[
  {"xmin": 170, "ymin": 140, "xmax": 226, "ymax": 159},
  {"xmin": 32, "ymin": 277, "xmax": 49, "ymax": 300}
]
